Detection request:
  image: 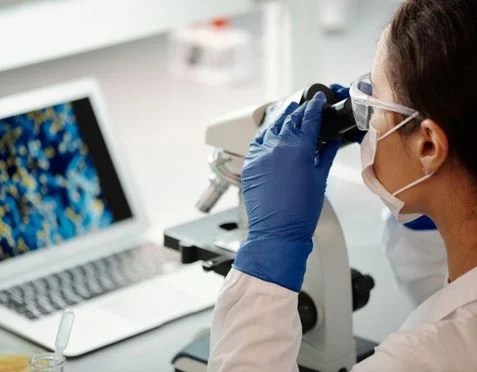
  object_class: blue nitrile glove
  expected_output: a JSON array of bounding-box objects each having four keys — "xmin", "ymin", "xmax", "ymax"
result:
[
  {"xmin": 233, "ymin": 92, "xmax": 340, "ymax": 292},
  {"xmin": 329, "ymin": 83, "xmax": 350, "ymax": 101}
]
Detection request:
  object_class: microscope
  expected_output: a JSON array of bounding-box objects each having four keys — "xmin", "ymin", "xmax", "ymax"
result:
[{"xmin": 166, "ymin": 84, "xmax": 376, "ymax": 372}]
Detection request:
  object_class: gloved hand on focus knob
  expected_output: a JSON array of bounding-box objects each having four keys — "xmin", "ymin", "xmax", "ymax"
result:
[{"xmin": 233, "ymin": 92, "xmax": 340, "ymax": 292}]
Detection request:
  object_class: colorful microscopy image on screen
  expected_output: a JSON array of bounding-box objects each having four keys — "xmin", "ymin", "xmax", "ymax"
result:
[{"xmin": 0, "ymin": 102, "xmax": 114, "ymax": 260}]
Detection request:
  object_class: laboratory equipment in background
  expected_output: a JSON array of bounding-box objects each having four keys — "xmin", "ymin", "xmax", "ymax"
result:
[
  {"xmin": 319, "ymin": 0, "xmax": 352, "ymax": 32},
  {"xmin": 0, "ymin": 79, "xmax": 224, "ymax": 357},
  {"xmin": 168, "ymin": 18, "xmax": 253, "ymax": 85},
  {"xmin": 166, "ymin": 85, "xmax": 376, "ymax": 372}
]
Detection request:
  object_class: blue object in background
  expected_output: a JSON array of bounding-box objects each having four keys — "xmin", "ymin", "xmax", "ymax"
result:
[{"xmin": 404, "ymin": 215, "xmax": 437, "ymax": 231}]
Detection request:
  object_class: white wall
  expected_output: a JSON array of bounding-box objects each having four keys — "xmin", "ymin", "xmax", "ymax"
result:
[{"xmin": 0, "ymin": 0, "xmax": 256, "ymax": 72}]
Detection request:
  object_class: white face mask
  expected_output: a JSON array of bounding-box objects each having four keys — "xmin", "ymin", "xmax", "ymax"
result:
[{"xmin": 360, "ymin": 114, "xmax": 435, "ymax": 223}]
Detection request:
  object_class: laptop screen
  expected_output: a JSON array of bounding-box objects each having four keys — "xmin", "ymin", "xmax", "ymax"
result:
[{"xmin": 0, "ymin": 97, "xmax": 133, "ymax": 262}]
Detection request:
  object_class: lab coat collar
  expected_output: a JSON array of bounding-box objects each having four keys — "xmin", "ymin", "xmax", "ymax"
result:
[
  {"xmin": 429, "ymin": 266, "xmax": 477, "ymax": 322},
  {"xmin": 401, "ymin": 266, "xmax": 477, "ymax": 330}
]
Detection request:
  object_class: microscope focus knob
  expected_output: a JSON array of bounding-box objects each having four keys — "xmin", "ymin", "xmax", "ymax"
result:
[
  {"xmin": 351, "ymin": 269, "xmax": 375, "ymax": 312},
  {"xmin": 298, "ymin": 291, "xmax": 318, "ymax": 334}
]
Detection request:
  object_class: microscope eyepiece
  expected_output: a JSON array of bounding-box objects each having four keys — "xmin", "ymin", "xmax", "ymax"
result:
[
  {"xmin": 261, "ymin": 83, "xmax": 361, "ymax": 149},
  {"xmin": 302, "ymin": 84, "xmax": 359, "ymax": 146}
]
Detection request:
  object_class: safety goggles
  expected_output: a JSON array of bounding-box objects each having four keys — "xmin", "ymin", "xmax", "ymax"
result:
[{"xmin": 349, "ymin": 73, "xmax": 422, "ymax": 131}]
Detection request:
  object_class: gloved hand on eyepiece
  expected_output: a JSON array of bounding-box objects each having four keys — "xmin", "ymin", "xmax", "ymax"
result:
[{"xmin": 233, "ymin": 92, "xmax": 340, "ymax": 292}]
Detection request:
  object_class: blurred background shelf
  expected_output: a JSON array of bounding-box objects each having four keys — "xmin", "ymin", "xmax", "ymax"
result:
[{"xmin": 0, "ymin": 0, "xmax": 256, "ymax": 72}]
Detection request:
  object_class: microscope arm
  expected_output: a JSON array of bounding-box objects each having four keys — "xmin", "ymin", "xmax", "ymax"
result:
[
  {"xmin": 208, "ymin": 199, "xmax": 355, "ymax": 372},
  {"xmin": 299, "ymin": 199, "xmax": 355, "ymax": 371}
]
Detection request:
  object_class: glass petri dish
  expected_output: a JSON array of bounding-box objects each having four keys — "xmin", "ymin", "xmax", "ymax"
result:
[{"xmin": 29, "ymin": 354, "xmax": 65, "ymax": 372}]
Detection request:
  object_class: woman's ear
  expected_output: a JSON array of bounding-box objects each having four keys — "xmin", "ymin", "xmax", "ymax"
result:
[{"xmin": 416, "ymin": 119, "xmax": 449, "ymax": 174}]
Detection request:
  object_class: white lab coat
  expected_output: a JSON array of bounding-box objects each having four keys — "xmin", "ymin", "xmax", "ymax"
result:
[
  {"xmin": 208, "ymin": 216, "xmax": 477, "ymax": 371},
  {"xmin": 383, "ymin": 213, "xmax": 448, "ymax": 307}
]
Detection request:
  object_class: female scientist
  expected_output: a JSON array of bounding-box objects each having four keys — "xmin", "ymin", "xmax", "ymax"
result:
[{"xmin": 208, "ymin": 0, "xmax": 477, "ymax": 370}]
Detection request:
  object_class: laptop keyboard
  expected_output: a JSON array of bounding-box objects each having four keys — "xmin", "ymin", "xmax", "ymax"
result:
[{"xmin": 0, "ymin": 243, "xmax": 180, "ymax": 320}]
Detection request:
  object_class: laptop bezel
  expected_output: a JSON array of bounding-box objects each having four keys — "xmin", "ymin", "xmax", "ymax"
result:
[{"xmin": 0, "ymin": 78, "xmax": 149, "ymax": 285}]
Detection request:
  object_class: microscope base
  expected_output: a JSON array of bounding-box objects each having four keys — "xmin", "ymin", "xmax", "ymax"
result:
[
  {"xmin": 171, "ymin": 331, "xmax": 377, "ymax": 372},
  {"xmin": 166, "ymin": 209, "xmax": 378, "ymax": 371}
]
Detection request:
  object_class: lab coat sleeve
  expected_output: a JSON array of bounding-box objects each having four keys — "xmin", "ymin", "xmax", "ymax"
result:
[
  {"xmin": 208, "ymin": 268, "xmax": 301, "ymax": 372},
  {"xmin": 383, "ymin": 213, "xmax": 447, "ymax": 308}
]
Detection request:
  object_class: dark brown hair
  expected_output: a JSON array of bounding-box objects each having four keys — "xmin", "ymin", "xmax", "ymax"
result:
[{"xmin": 387, "ymin": 0, "xmax": 477, "ymax": 177}]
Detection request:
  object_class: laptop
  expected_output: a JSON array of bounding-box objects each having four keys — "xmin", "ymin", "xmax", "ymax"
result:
[{"xmin": 0, "ymin": 79, "xmax": 224, "ymax": 356}]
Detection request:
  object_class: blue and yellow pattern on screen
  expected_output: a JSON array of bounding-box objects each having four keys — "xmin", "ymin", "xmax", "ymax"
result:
[{"xmin": 0, "ymin": 102, "xmax": 114, "ymax": 261}]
